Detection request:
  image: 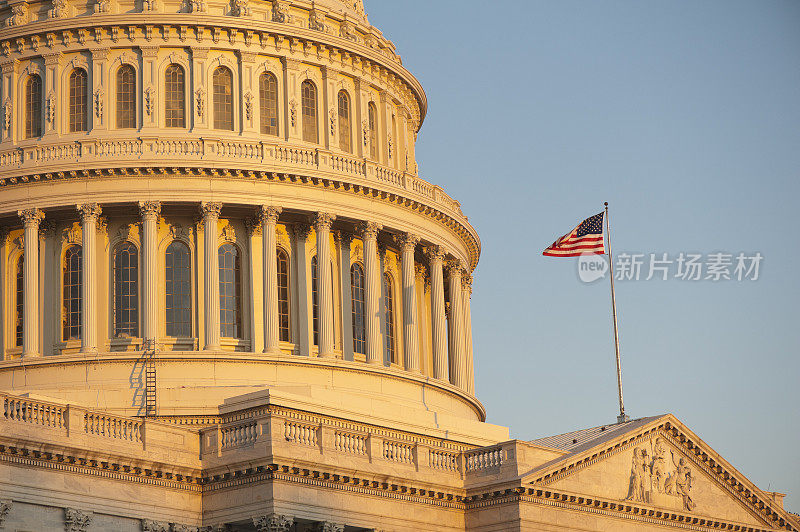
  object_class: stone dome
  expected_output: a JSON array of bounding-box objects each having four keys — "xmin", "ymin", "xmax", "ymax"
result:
[{"xmin": 313, "ymin": 0, "xmax": 367, "ymax": 22}]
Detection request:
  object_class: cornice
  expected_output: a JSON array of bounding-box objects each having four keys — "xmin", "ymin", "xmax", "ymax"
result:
[
  {"xmin": 0, "ymin": 161, "xmax": 480, "ymax": 270},
  {"xmin": 0, "ymin": 350, "xmax": 486, "ymax": 421}
]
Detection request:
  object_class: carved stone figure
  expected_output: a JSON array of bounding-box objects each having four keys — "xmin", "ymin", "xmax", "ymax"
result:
[
  {"xmin": 46, "ymin": 91, "xmax": 56, "ymax": 123},
  {"xmin": 671, "ymin": 451, "xmax": 696, "ymax": 511},
  {"xmin": 49, "ymin": 0, "xmax": 69, "ymax": 18},
  {"xmin": 144, "ymin": 86, "xmax": 155, "ymax": 116},
  {"xmin": 141, "ymin": 519, "xmax": 170, "ymax": 532},
  {"xmin": 651, "ymin": 436, "xmax": 669, "ymax": 493},
  {"xmin": 231, "ymin": 0, "xmax": 250, "ymax": 17},
  {"xmin": 339, "ymin": 16, "xmax": 357, "ymax": 41},
  {"xmin": 244, "ymin": 91, "xmax": 253, "ymax": 120},
  {"xmin": 195, "ymin": 87, "xmax": 206, "ymax": 119},
  {"xmin": 625, "ymin": 447, "xmax": 650, "ymax": 503},
  {"xmin": 309, "ymin": 6, "xmax": 327, "ymax": 32},
  {"xmin": 289, "ymin": 99, "xmax": 297, "ymax": 127},
  {"xmin": 6, "ymin": 4, "xmax": 28, "ymax": 27},
  {"xmin": 271, "ymin": 0, "xmax": 290, "ymax": 23}
]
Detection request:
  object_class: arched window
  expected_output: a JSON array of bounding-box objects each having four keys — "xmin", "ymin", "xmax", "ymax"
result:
[
  {"xmin": 277, "ymin": 248, "xmax": 290, "ymax": 342},
  {"xmin": 259, "ymin": 72, "xmax": 278, "ymax": 136},
  {"xmin": 368, "ymin": 102, "xmax": 378, "ymax": 160},
  {"xmin": 165, "ymin": 241, "xmax": 192, "ymax": 337},
  {"xmin": 311, "ymin": 255, "xmax": 319, "ymax": 346},
  {"xmin": 69, "ymin": 68, "xmax": 88, "ymax": 133},
  {"xmin": 63, "ymin": 245, "xmax": 82, "ymax": 341},
  {"xmin": 218, "ymin": 243, "xmax": 241, "ymax": 338},
  {"xmin": 15, "ymin": 255, "xmax": 23, "ymax": 347},
  {"xmin": 164, "ymin": 64, "xmax": 186, "ymax": 128},
  {"xmin": 25, "ymin": 75, "xmax": 42, "ymax": 139},
  {"xmin": 338, "ymin": 90, "xmax": 351, "ymax": 153},
  {"xmin": 384, "ymin": 273, "xmax": 396, "ymax": 364},
  {"xmin": 116, "ymin": 65, "xmax": 136, "ymax": 129},
  {"xmin": 213, "ymin": 67, "xmax": 234, "ymax": 131},
  {"xmin": 301, "ymin": 80, "xmax": 317, "ymax": 143},
  {"xmin": 351, "ymin": 263, "xmax": 366, "ymax": 355},
  {"xmin": 114, "ymin": 242, "xmax": 139, "ymax": 337}
]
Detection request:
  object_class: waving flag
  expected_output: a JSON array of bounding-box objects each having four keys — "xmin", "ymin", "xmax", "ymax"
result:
[{"xmin": 543, "ymin": 212, "xmax": 606, "ymax": 257}]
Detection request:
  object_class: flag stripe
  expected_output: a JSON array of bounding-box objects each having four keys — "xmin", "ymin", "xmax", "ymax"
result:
[{"xmin": 542, "ymin": 212, "xmax": 605, "ymax": 257}]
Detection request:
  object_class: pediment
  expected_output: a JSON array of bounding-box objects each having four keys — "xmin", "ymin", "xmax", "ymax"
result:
[{"xmin": 523, "ymin": 415, "xmax": 795, "ymax": 531}]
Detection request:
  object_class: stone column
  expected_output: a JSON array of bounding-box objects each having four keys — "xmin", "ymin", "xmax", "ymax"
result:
[
  {"xmin": 336, "ymin": 231, "xmax": 354, "ymax": 361},
  {"xmin": 140, "ymin": 45, "xmax": 159, "ymax": 130},
  {"xmin": 463, "ymin": 274, "xmax": 475, "ymax": 395},
  {"xmin": 426, "ymin": 246, "xmax": 448, "ymax": 381},
  {"xmin": 447, "ymin": 260, "xmax": 467, "ymax": 390},
  {"xmin": 18, "ymin": 209, "xmax": 44, "ymax": 357},
  {"xmin": 190, "ymin": 47, "xmax": 209, "ymax": 132},
  {"xmin": 201, "ymin": 202, "xmax": 222, "ymax": 351},
  {"xmin": 89, "ymin": 48, "xmax": 109, "ymax": 132},
  {"xmin": 358, "ymin": 221, "xmax": 382, "ymax": 364},
  {"xmin": 139, "ymin": 201, "xmax": 161, "ymax": 345},
  {"xmin": 314, "ymin": 212, "xmax": 336, "ymax": 357},
  {"xmin": 0, "ymin": 60, "xmax": 17, "ymax": 144},
  {"xmin": 43, "ymin": 53, "xmax": 61, "ymax": 137},
  {"xmin": 261, "ymin": 206, "xmax": 282, "ymax": 354},
  {"xmin": 293, "ymin": 224, "xmax": 312, "ymax": 357},
  {"xmin": 78, "ymin": 204, "xmax": 101, "ymax": 353},
  {"xmin": 397, "ymin": 233, "xmax": 420, "ymax": 373}
]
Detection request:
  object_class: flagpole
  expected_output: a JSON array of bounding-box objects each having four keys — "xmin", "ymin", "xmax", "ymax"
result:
[{"xmin": 605, "ymin": 202, "xmax": 629, "ymax": 424}]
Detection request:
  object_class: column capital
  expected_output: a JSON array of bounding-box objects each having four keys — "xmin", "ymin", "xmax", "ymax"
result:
[
  {"xmin": 293, "ymin": 222, "xmax": 312, "ymax": 239},
  {"xmin": 252, "ymin": 513, "xmax": 294, "ymax": 532},
  {"xmin": 315, "ymin": 523, "xmax": 345, "ymax": 532},
  {"xmin": 414, "ymin": 263, "xmax": 428, "ymax": 282},
  {"xmin": 244, "ymin": 216, "xmax": 262, "ymax": 236},
  {"xmin": 200, "ymin": 201, "xmax": 223, "ymax": 219},
  {"xmin": 18, "ymin": 208, "xmax": 45, "ymax": 226},
  {"xmin": 356, "ymin": 220, "xmax": 382, "ymax": 239},
  {"xmin": 313, "ymin": 212, "xmax": 336, "ymax": 231},
  {"xmin": 395, "ymin": 232, "xmax": 420, "ymax": 252},
  {"xmin": 64, "ymin": 507, "xmax": 92, "ymax": 532},
  {"xmin": 334, "ymin": 230, "xmax": 353, "ymax": 247},
  {"xmin": 425, "ymin": 244, "xmax": 446, "ymax": 263},
  {"xmin": 138, "ymin": 200, "xmax": 161, "ymax": 218},
  {"xmin": 462, "ymin": 273, "xmax": 473, "ymax": 293},
  {"xmin": 90, "ymin": 47, "xmax": 110, "ymax": 61},
  {"xmin": 77, "ymin": 203, "xmax": 102, "ymax": 221},
  {"xmin": 260, "ymin": 205, "xmax": 282, "ymax": 224},
  {"xmin": 446, "ymin": 259, "xmax": 465, "ymax": 277}
]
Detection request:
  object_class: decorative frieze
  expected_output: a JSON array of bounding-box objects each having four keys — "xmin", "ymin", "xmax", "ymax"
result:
[
  {"xmin": 141, "ymin": 519, "xmax": 170, "ymax": 532},
  {"xmin": 5, "ymin": 3, "xmax": 28, "ymax": 27}
]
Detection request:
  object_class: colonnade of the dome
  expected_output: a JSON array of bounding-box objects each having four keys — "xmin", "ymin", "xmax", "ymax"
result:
[{"xmin": 5, "ymin": 200, "xmax": 476, "ymax": 395}]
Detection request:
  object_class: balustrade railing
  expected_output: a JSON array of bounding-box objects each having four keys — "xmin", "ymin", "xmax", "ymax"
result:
[
  {"xmin": 84, "ymin": 412, "xmax": 142, "ymax": 442},
  {"xmin": 383, "ymin": 440, "xmax": 414, "ymax": 464},
  {"xmin": 334, "ymin": 431, "xmax": 367, "ymax": 455},
  {"xmin": 0, "ymin": 137, "xmax": 466, "ymax": 218},
  {"xmin": 221, "ymin": 421, "xmax": 258, "ymax": 449},
  {"xmin": 465, "ymin": 446, "xmax": 504, "ymax": 472},
  {"xmin": 283, "ymin": 420, "xmax": 318, "ymax": 447},
  {"xmin": 2, "ymin": 394, "xmax": 66, "ymax": 430},
  {"xmin": 430, "ymin": 449, "xmax": 459, "ymax": 472}
]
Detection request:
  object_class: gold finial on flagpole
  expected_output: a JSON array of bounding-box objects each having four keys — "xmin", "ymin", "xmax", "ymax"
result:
[{"xmin": 605, "ymin": 202, "xmax": 628, "ymax": 424}]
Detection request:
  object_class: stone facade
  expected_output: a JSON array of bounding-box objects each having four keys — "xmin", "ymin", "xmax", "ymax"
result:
[{"xmin": 0, "ymin": 0, "xmax": 796, "ymax": 530}]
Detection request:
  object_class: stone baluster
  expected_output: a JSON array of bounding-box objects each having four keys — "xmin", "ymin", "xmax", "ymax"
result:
[
  {"xmin": 397, "ymin": 233, "xmax": 420, "ymax": 373},
  {"xmin": 139, "ymin": 201, "xmax": 161, "ymax": 345},
  {"xmin": 314, "ymin": 212, "xmax": 336, "ymax": 357},
  {"xmin": 201, "ymin": 202, "xmax": 223, "ymax": 350},
  {"xmin": 78, "ymin": 203, "xmax": 101, "ymax": 354},
  {"xmin": 426, "ymin": 245, "xmax": 448, "ymax": 381},
  {"xmin": 262, "ymin": 206, "xmax": 282, "ymax": 354},
  {"xmin": 462, "ymin": 273, "xmax": 475, "ymax": 395},
  {"xmin": 18, "ymin": 208, "xmax": 44, "ymax": 357},
  {"xmin": 358, "ymin": 221, "xmax": 382, "ymax": 364},
  {"xmin": 446, "ymin": 260, "xmax": 467, "ymax": 390}
]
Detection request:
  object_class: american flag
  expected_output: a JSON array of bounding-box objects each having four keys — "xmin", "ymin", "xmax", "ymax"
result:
[{"xmin": 543, "ymin": 212, "xmax": 606, "ymax": 257}]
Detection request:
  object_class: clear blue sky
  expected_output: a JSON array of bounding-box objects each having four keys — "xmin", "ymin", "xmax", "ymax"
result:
[{"xmin": 368, "ymin": 0, "xmax": 800, "ymax": 512}]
